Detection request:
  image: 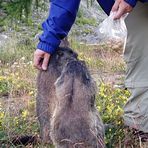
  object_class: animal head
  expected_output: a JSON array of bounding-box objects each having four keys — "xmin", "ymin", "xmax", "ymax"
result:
[{"xmin": 49, "ymin": 47, "xmax": 78, "ymax": 72}]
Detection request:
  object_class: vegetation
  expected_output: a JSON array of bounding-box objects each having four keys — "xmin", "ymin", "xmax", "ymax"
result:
[
  {"xmin": 1, "ymin": 0, "xmax": 39, "ymax": 19},
  {"xmin": 0, "ymin": 35, "xmax": 127, "ymax": 147},
  {"xmin": 0, "ymin": 1, "xmax": 146, "ymax": 148},
  {"xmin": 1, "ymin": 34, "xmax": 147, "ymax": 147},
  {"xmin": 0, "ymin": 0, "xmax": 95, "ymax": 25},
  {"xmin": 76, "ymin": 9, "xmax": 97, "ymax": 26}
]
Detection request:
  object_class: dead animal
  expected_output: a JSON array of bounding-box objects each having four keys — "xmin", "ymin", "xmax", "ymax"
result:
[
  {"xmin": 36, "ymin": 47, "xmax": 105, "ymax": 148},
  {"xmin": 36, "ymin": 47, "xmax": 78, "ymax": 144}
]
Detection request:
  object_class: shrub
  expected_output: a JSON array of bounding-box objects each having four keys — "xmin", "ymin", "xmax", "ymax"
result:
[{"xmin": 96, "ymin": 83, "xmax": 131, "ymax": 147}]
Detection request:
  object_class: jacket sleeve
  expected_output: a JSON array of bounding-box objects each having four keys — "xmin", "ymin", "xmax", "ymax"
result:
[
  {"xmin": 124, "ymin": 0, "xmax": 137, "ymax": 7},
  {"xmin": 96, "ymin": 0, "xmax": 114, "ymax": 15},
  {"xmin": 37, "ymin": 0, "xmax": 81, "ymax": 54},
  {"xmin": 97, "ymin": 0, "xmax": 137, "ymax": 15}
]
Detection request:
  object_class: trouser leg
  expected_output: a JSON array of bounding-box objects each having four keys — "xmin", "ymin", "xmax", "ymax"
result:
[
  {"xmin": 123, "ymin": 2, "xmax": 148, "ymax": 132},
  {"xmin": 124, "ymin": 87, "xmax": 148, "ymax": 132}
]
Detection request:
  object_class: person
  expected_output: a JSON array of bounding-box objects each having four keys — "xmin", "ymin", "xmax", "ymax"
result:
[
  {"xmin": 33, "ymin": 0, "xmax": 133, "ymax": 70},
  {"xmin": 122, "ymin": 1, "xmax": 148, "ymax": 142},
  {"xmin": 34, "ymin": 0, "xmax": 148, "ymax": 142}
]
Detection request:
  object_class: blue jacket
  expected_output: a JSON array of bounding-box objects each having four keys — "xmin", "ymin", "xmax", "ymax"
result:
[{"xmin": 37, "ymin": 0, "xmax": 148, "ymax": 54}]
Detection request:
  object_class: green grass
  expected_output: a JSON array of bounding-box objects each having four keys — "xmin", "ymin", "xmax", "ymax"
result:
[
  {"xmin": 76, "ymin": 17, "xmax": 97, "ymax": 26},
  {"xmin": 0, "ymin": 37, "xmax": 34, "ymax": 63},
  {"xmin": 75, "ymin": 9, "xmax": 97, "ymax": 26}
]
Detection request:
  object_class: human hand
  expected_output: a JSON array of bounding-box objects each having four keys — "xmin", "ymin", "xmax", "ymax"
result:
[
  {"xmin": 111, "ymin": 0, "xmax": 133, "ymax": 19},
  {"xmin": 34, "ymin": 49, "xmax": 50, "ymax": 70}
]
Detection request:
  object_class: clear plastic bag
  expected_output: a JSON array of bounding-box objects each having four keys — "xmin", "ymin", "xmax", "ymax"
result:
[{"xmin": 97, "ymin": 12, "xmax": 128, "ymax": 53}]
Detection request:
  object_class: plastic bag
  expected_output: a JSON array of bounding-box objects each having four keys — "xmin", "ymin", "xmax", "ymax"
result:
[{"xmin": 97, "ymin": 12, "xmax": 128, "ymax": 53}]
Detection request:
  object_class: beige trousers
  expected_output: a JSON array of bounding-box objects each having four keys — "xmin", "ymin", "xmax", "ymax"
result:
[{"xmin": 123, "ymin": 2, "xmax": 148, "ymax": 132}]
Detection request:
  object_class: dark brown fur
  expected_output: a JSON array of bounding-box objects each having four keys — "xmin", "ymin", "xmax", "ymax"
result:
[
  {"xmin": 36, "ymin": 47, "xmax": 105, "ymax": 148},
  {"xmin": 36, "ymin": 47, "xmax": 78, "ymax": 143}
]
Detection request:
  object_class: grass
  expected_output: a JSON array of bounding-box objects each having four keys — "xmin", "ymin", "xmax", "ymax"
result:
[
  {"xmin": 0, "ymin": 37, "xmax": 146, "ymax": 147},
  {"xmin": 0, "ymin": 37, "xmax": 38, "ymax": 147},
  {"xmin": 76, "ymin": 17, "xmax": 97, "ymax": 26},
  {"xmin": 75, "ymin": 9, "xmax": 97, "ymax": 27}
]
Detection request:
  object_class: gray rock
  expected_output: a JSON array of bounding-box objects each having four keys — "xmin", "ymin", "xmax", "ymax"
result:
[
  {"xmin": 0, "ymin": 34, "xmax": 9, "ymax": 48},
  {"xmin": 70, "ymin": 0, "xmax": 107, "ymax": 44}
]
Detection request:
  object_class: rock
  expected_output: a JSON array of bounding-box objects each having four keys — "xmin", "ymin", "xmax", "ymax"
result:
[
  {"xmin": 0, "ymin": 34, "xmax": 9, "ymax": 48},
  {"xmin": 70, "ymin": 0, "xmax": 107, "ymax": 44}
]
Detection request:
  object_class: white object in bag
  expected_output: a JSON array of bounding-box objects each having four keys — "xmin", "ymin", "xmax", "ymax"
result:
[{"xmin": 98, "ymin": 12, "xmax": 128, "ymax": 52}]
